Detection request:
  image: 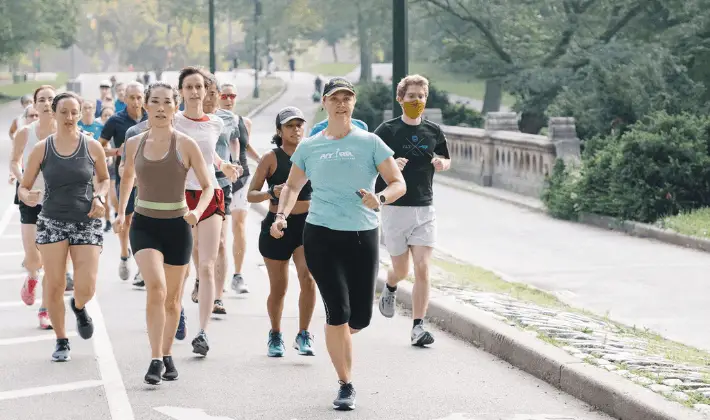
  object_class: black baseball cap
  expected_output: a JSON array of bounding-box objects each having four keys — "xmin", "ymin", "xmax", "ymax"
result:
[
  {"xmin": 276, "ymin": 106, "xmax": 306, "ymax": 126},
  {"xmin": 322, "ymin": 77, "xmax": 355, "ymax": 97}
]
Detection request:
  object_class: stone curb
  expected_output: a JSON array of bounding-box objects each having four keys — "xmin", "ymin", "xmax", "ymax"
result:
[
  {"xmin": 373, "ymin": 271, "xmax": 705, "ymax": 420},
  {"xmin": 248, "ymin": 199, "xmax": 703, "ymax": 419},
  {"xmin": 435, "ymin": 174, "xmax": 710, "ymax": 255},
  {"xmin": 244, "ymin": 78, "xmax": 289, "ymax": 119}
]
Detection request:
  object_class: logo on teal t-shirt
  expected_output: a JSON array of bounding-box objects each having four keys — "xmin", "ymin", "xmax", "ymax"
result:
[{"xmin": 291, "ymin": 127, "xmax": 393, "ymax": 231}]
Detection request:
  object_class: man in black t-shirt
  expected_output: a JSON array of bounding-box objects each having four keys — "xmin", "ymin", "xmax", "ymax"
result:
[{"xmin": 374, "ymin": 74, "xmax": 451, "ymax": 347}]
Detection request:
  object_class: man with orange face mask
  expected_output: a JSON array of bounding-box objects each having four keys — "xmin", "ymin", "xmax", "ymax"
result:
[{"xmin": 374, "ymin": 74, "xmax": 451, "ymax": 347}]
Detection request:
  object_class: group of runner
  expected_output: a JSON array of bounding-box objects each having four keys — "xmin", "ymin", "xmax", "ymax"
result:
[{"xmin": 7, "ymin": 68, "xmax": 451, "ymax": 411}]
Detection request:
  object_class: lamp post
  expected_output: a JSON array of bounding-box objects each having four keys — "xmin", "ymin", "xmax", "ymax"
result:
[
  {"xmin": 392, "ymin": 0, "xmax": 408, "ymax": 118},
  {"xmin": 253, "ymin": 0, "xmax": 262, "ymax": 98},
  {"xmin": 209, "ymin": 0, "xmax": 216, "ymax": 73}
]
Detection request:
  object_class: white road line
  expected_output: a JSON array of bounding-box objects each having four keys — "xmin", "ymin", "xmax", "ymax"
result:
[
  {"xmin": 1, "ymin": 234, "xmax": 20, "ymax": 239},
  {"xmin": 0, "ymin": 332, "xmax": 78, "ymax": 346},
  {"xmin": 0, "ymin": 295, "xmax": 70, "ymax": 309},
  {"xmin": 0, "ymin": 201, "xmax": 16, "ymax": 237},
  {"xmin": 0, "ymin": 251, "xmax": 24, "ymax": 257},
  {"xmin": 87, "ymin": 297, "xmax": 135, "ymax": 420},
  {"xmin": 0, "ymin": 272, "xmax": 27, "ymax": 280},
  {"xmin": 0, "ymin": 380, "xmax": 104, "ymax": 401}
]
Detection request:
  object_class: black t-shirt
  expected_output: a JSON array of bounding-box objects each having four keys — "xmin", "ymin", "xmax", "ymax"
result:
[
  {"xmin": 374, "ymin": 117, "xmax": 450, "ymax": 206},
  {"xmin": 100, "ymin": 110, "xmax": 147, "ymax": 180},
  {"xmin": 232, "ymin": 115, "xmax": 251, "ymax": 191}
]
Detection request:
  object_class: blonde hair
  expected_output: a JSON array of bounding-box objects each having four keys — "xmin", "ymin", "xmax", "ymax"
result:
[{"xmin": 396, "ymin": 74, "xmax": 429, "ymax": 100}]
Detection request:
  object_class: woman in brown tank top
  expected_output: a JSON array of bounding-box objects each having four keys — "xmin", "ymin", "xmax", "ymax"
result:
[{"xmin": 113, "ymin": 82, "xmax": 215, "ymax": 385}]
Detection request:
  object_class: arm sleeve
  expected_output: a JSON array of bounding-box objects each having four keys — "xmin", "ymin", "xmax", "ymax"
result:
[
  {"xmin": 290, "ymin": 142, "xmax": 308, "ymax": 172},
  {"xmin": 372, "ymin": 133, "xmax": 394, "ymax": 166},
  {"xmin": 100, "ymin": 117, "xmax": 115, "ymax": 142},
  {"xmin": 434, "ymin": 125, "xmax": 450, "ymax": 159}
]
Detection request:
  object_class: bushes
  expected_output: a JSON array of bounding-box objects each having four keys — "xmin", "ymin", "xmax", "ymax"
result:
[
  {"xmin": 542, "ymin": 111, "xmax": 710, "ymax": 223},
  {"xmin": 352, "ymin": 80, "xmax": 484, "ymax": 130}
]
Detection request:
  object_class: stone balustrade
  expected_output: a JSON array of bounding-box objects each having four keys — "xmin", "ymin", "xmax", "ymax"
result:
[{"xmin": 443, "ymin": 112, "xmax": 580, "ymax": 197}]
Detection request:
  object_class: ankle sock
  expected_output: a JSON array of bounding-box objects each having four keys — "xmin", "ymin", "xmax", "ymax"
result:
[
  {"xmin": 413, "ymin": 319, "xmax": 423, "ymax": 327},
  {"xmin": 386, "ymin": 284, "xmax": 397, "ymax": 292}
]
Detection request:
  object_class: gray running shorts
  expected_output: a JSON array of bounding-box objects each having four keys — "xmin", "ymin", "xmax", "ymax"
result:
[{"xmin": 381, "ymin": 205, "xmax": 436, "ymax": 256}]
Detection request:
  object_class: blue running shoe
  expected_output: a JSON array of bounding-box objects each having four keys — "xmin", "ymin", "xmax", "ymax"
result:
[
  {"xmin": 175, "ymin": 308, "xmax": 187, "ymax": 341},
  {"xmin": 267, "ymin": 330, "xmax": 284, "ymax": 357},
  {"xmin": 293, "ymin": 330, "xmax": 315, "ymax": 356}
]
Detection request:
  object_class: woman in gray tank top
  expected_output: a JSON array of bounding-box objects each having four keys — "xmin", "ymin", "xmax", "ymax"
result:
[{"xmin": 18, "ymin": 92, "xmax": 111, "ymax": 363}]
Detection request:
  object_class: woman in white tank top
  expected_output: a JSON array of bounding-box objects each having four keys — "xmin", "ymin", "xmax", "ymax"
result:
[
  {"xmin": 173, "ymin": 67, "xmax": 239, "ymax": 357},
  {"xmin": 9, "ymin": 85, "xmax": 57, "ymax": 330}
]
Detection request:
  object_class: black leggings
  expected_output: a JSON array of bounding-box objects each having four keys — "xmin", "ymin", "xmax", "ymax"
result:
[
  {"xmin": 303, "ymin": 223, "xmax": 379, "ymax": 330},
  {"xmin": 129, "ymin": 213, "xmax": 193, "ymax": 266}
]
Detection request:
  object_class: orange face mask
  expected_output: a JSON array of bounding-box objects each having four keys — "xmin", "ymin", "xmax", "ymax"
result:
[{"xmin": 402, "ymin": 100, "xmax": 425, "ymax": 119}]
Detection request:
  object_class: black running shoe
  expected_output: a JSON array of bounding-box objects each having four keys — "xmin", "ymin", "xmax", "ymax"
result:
[
  {"xmin": 70, "ymin": 298, "xmax": 94, "ymax": 339},
  {"xmin": 191, "ymin": 331, "xmax": 209, "ymax": 356},
  {"xmin": 162, "ymin": 356, "xmax": 178, "ymax": 381},
  {"xmin": 144, "ymin": 359, "xmax": 163, "ymax": 385},
  {"xmin": 333, "ymin": 380, "xmax": 356, "ymax": 411},
  {"xmin": 52, "ymin": 338, "xmax": 71, "ymax": 362}
]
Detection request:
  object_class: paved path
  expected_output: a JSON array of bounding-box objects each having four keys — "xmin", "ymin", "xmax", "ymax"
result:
[{"xmin": 0, "ymin": 74, "xmax": 611, "ymax": 419}]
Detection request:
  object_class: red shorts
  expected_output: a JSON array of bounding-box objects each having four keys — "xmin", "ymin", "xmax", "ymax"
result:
[{"xmin": 185, "ymin": 188, "xmax": 225, "ymax": 223}]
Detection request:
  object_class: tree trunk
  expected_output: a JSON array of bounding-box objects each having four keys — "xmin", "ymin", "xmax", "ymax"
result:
[
  {"xmin": 356, "ymin": 6, "xmax": 372, "ymax": 82},
  {"xmin": 519, "ymin": 110, "xmax": 547, "ymax": 134},
  {"xmin": 481, "ymin": 79, "xmax": 502, "ymax": 114},
  {"xmin": 331, "ymin": 42, "xmax": 338, "ymax": 63}
]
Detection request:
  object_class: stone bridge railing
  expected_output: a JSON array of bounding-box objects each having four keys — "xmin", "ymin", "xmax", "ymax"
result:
[{"xmin": 442, "ymin": 112, "xmax": 581, "ymax": 198}]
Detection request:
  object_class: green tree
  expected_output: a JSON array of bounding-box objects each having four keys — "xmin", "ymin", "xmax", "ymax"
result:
[{"xmin": 0, "ymin": 0, "xmax": 80, "ymax": 64}]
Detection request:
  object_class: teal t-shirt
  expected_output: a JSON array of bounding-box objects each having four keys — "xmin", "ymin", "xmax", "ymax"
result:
[
  {"xmin": 78, "ymin": 120, "xmax": 104, "ymax": 141},
  {"xmin": 291, "ymin": 127, "xmax": 394, "ymax": 231}
]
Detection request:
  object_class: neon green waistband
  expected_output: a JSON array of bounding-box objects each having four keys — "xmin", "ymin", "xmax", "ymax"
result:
[{"xmin": 135, "ymin": 199, "xmax": 187, "ymax": 211}]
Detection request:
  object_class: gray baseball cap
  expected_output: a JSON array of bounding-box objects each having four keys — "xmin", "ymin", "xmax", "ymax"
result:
[{"xmin": 276, "ymin": 106, "xmax": 306, "ymax": 126}]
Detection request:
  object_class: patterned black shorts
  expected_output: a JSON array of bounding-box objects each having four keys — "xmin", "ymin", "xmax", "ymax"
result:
[{"xmin": 36, "ymin": 216, "xmax": 104, "ymax": 247}]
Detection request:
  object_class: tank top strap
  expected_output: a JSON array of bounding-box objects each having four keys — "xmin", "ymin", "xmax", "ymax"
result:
[{"xmin": 134, "ymin": 130, "xmax": 151, "ymax": 160}]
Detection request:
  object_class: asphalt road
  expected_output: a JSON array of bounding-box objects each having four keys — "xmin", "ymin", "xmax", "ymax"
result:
[{"xmin": 0, "ymin": 73, "xmax": 611, "ymax": 420}]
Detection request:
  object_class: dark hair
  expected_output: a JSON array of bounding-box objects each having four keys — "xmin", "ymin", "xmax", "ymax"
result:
[
  {"xmin": 33, "ymin": 85, "xmax": 55, "ymax": 102},
  {"xmin": 51, "ymin": 92, "xmax": 82, "ymax": 112},
  {"xmin": 272, "ymin": 133, "xmax": 283, "ymax": 147},
  {"xmin": 178, "ymin": 66, "xmax": 212, "ymax": 90},
  {"xmin": 145, "ymin": 81, "xmax": 179, "ymax": 105}
]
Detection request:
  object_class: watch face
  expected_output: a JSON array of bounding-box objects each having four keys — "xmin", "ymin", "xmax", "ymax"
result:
[{"xmin": 379, "ymin": 194, "xmax": 386, "ymax": 203}]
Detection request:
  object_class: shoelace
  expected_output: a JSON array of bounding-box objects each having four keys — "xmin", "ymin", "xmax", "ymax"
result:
[
  {"xmin": 337, "ymin": 380, "xmax": 354, "ymax": 399},
  {"xmin": 56, "ymin": 340, "xmax": 70, "ymax": 352},
  {"xmin": 383, "ymin": 292, "xmax": 395, "ymax": 305},
  {"xmin": 300, "ymin": 331, "xmax": 314, "ymax": 347},
  {"xmin": 268, "ymin": 333, "xmax": 284, "ymax": 347}
]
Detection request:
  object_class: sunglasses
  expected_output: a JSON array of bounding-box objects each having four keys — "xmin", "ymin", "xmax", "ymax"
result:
[{"xmin": 220, "ymin": 94, "xmax": 237, "ymax": 100}]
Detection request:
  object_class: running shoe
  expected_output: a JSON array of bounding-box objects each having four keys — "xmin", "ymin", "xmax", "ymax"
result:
[
  {"xmin": 231, "ymin": 274, "xmax": 249, "ymax": 294},
  {"xmin": 104, "ymin": 220, "xmax": 112, "ymax": 232},
  {"xmin": 38, "ymin": 308, "xmax": 52, "ymax": 330},
  {"xmin": 70, "ymin": 297, "xmax": 94, "ymax": 339},
  {"xmin": 411, "ymin": 323, "xmax": 435, "ymax": 347},
  {"xmin": 20, "ymin": 276, "xmax": 38, "ymax": 306},
  {"xmin": 65, "ymin": 272, "xmax": 74, "ymax": 292},
  {"xmin": 378, "ymin": 285, "xmax": 396, "ymax": 318},
  {"xmin": 175, "ymin": 308, "xmax": 187, "ymax": 340},
  {"xmin": 212, "ymin": 299, "xmax": 226, "ymax": 315},
  {"xmin": 293, "ymin": 330, "xmax": 315, "ymax": 356},
  {"xmin": 191, "ymin": 279, "xmax": 199, "ymax": 303},
  {"xmin": 162, "ymin": 356, "xmax": 178, "ymax": 381},
  {"xmin": 333, "ymin": 380, "xmax": 356, "ymax": 411},
  {"xmin": 267, "ymin": 330, "xmax": 285, "ymax": 357},
  {"xmin": 191, "ymin": 330, "xmax": 209, "ymax": 356},
  {"xmin": 132, "ymin": 271, "xmax": 144, "ymax": 287},
  {"xmin": 118, "ymin": 251, "xmax": 131, "ymax": 281},
  {"xmin": 52, "ymin": 338, "xmax": 71, "ymax": 362},
  {"xmin": 144, "ymin": 359, "xmax": 163, "ymax": 385}
]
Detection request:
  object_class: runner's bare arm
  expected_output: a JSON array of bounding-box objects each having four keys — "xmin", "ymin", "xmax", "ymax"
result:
[
  {"xmin": 117, "ymin": 137, "xmax": 139, "ymax": 216},
  {"xmin": 9, "ymin": 126, "xmax": 29, "ymax": 182},
  {"xmin": 87, "ymin": 140, "xmax": 110, "ymax": 197},
  {"xmin": 246, "ymin": 143, "xmax": 261, "ymax": 162},
  {"xmin": 17, "ymin": 141, "xmax": 46, "ymax": 203},
  {"xmin": 276, "ymin": 164, "xmax": 308, "ymax": 218},
  {"xmin": 181, "ymin": 135, "xmax": 215, "ymax": 217},
  {"xmin": 376, "ymin": 156, "xmax": 406, "ymax": 203},
  {"xmin": 247, "ymin": 151, "xmax": 275, "ymax": 203},
  {"xmin": 8, "ymin": 118, "xmax": 18, "ymax": 140}
]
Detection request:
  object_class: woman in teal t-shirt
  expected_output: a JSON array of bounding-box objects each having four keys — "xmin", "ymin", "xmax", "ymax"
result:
[{"xmin": 270, "ymin": 77, "xmax": 406, "ymax": 412}]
